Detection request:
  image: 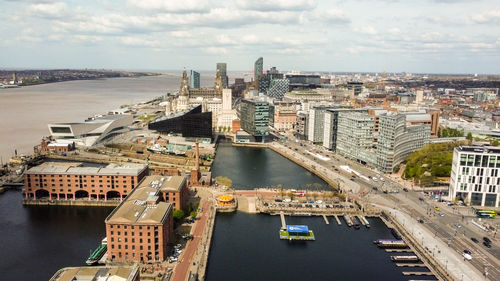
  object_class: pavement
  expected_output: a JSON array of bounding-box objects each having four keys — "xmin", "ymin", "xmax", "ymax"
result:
[{"xmin": 171, "ymin": 199, "xmax": 212, "ymax": 281}]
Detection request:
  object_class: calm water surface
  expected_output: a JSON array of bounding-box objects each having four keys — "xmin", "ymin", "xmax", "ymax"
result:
[
  {"xmin": 206, "ymin": 212, "xmax": 434, "ymax": 281},
  {"xmin": 211, "ymin": 141, "xmax": 329, "ymax": 190},
  {"xmin": 0, "ymin": 190, "xmax": 114, "ymax": 281}
]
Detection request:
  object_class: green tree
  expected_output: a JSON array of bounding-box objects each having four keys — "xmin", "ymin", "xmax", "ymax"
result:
[
  {"xmin": 466, "ymin": 132, "xmax": 473, "ymax": 141},
  {"xmin": 173, "ymin": 209, "xmax": 185, "ymax": 221}
]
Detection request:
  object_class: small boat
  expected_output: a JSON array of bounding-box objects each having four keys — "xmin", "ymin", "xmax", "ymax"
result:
[
  {"xmin": 86, "ymin": 238, "xmax": 107, "ymax": 265},
  {"xmin": 390, "ymin": 255, "xmax": 419, "ymax": 262},
  {"xmin": 373, "ymin": 239, "xmax": 407, "ymax": 248}
]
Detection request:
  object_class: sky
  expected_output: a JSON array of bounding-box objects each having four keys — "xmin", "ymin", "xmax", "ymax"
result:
[{"xmin": 1, "ymin": 0, "xmax": 500, "ymax": 74}]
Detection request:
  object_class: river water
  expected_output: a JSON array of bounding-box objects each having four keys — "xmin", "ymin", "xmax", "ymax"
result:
[{"xmin": 211, "ymin": 141, "xmax": 329, "ymax": 190}]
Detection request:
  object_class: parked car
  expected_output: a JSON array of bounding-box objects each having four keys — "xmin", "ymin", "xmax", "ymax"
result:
[
  {"xmin": 471, "ymin": 237, "xmax": 479, "ymax": 243},
  {"xmin": 483, "ymin": 237, "xmax": 492, "ymax": 244},
  {"xmin": 403, "ymin": 188, "xmax": 408, "ymax": 192},
  {"xmin": 483, "ymin": 241, "xmax": 492, "ymax": 248}
]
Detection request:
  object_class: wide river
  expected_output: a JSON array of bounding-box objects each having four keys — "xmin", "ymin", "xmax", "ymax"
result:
[{"xmin": 0, "ymin": 72, "xmax": 248, "ymax": 161}]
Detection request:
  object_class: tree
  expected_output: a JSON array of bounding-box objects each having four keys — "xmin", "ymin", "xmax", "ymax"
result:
[
  {"xmin": 466, "ymin": 132, "xmax": 473, "ymax": 141},
  {"xmin": 215, "ymin": 176, "xmax": 232, "ymax": 188},
  {"xmin": 173, "ymin": 209, "xmax": 185, "ymax": 221}
]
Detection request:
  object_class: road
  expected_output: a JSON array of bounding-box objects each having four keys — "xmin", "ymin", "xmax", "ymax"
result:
[
  {"xmin": 273, "ymin": 135, "xmax": 500, "ymax": 280},
  {"xmin": 172, "ymin": 200, "xmax": 212, "ymax": 281}
]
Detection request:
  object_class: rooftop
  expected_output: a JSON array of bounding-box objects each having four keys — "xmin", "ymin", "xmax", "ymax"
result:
[
  {"xmin": 26, "ymin": 162, "xmax": 147, "ymax": 176},
  {"xmin": 49, "ymin": 265, "xmax": 139, "ymax": 281},
  {"xmin": 137, "ymin": 175, "xmax": 186, "ymax": 192},
  {"xmin": 457, "ymin": 145, "xmax": 500, "ymax": 154},
  {"xmin": 106, "ymin": 185, "xmax": 172, "ymax": 225}
]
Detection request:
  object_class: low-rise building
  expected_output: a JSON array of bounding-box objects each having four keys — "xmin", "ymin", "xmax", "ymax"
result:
[
  {"xmin": 24, "ymin": 162, "xmax": 148, "ymax": 201},
  {"xmin": 49, "ymin": 265, "xmax": 140, "ymax": 281},
  {"xmin": 105, "ymin": 179, "xmax": 174, "ymax": 263},
  {"xmin": 449, "ymin": 145, "xmax": 500, "ymax": 207},
  {"xmin": 137, "ymin": 175, "xmax": 188, "ymax": 211}
]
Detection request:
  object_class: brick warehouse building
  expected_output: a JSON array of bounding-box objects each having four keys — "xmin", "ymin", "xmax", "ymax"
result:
[
  {"xmin": 105, "ymin": 178, "xmax": 174, "ymax": 263},
  {"xmin": 137, "ymin": 175, "xmax": 189, "ymax": 211},
  {"xmin": 24, "ymin": 162, "xmax": 148, "ymax": 201}
]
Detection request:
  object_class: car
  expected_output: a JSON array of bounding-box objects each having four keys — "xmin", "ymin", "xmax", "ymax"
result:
[
  {"xmin": 372, "ymin": 187, "xmax": 378, "ymax": 191},
  {"xmin": 403, "ymin": 188, "xmax": 408, "ymax": 192},
  {"xmin": 380, "ymin": 178, "xmax": 385, "ymax": 182},
  {"xmin": 315, "ymin": 200, "xmax": 323, "ymax": 204},
  {"xmin": 418, "ymin": 218, "xmax": 424, "ymax": 223},
  {"xmin": 463, "ymin": 250, "xmax": 472, "ymax": 261},
  {"xmin": 434, "ymin": 206, "xmax": 440, "ymax": 211},
  {"xmin": 483, "ymin": 241, "xmax": 492, "ymax": 248},
  {"xmin": 453, "ymin": 222, "xmax": 462, "ymax": 228},
  {"xmin": 438, "ymin": 212, "xmax": 445, "ymax": 217},
  {"xmin": 372, "ymin": 177, "xmax": 378, "ymax": 182},
  {"xmin": 419, "ymin": 197, "xmax": 425, "ymax": 202},
  {"xmin": 483, "ymin": 237, "xmax": 492, "ymax": 244},
  {"xmin": 471, "ymin": 237, "xmax": 479, "ymax": 243}
]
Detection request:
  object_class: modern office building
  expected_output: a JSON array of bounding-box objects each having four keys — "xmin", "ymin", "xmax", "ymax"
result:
[
  {"xmin": 189, "ymin": 70, "xmax": 200, "ymax": 89},
  {"xmin": 216, "ymin": 63, "xmax": 228, "ymax": 88},
  {"xmin": 336, "ymin": 112, "xmax": 376, "ymax": 165},
  {"xmin": 258, "ymin": 67, "xmax": 284, "ymax": 95},
  {"xmin": 136, "ymin": 175, "xmax": 189, "ymax": 211},
  {"xmin": 308, "ymin": 105, "xmax": 338, "ymax": 143},
  {"xmin": 239, "ymin": 99, "xmax": 270, "ymax": 138},
  {"xmin": 376, "ymin": 113, "xmax": 430, "ymax": 172},
  {"xmin": 267, "ymin": 78, "xmax": 290, "ymax": 99},
  {"xmin": 48, "ymin": 114, "xmax": 133, "ymax": 147},
  {"xmin": 254, "ymin": 57, "xmax": 263, "ymax": 81},
  {"xmin": 295, "ymin": 112, "xmax": 308, "ymax": 140},
  {"xmin": 105, "ymin": 180, "xmax": 174, "ymax": 263},
  {"xmin": 323, "ymin": 108, "xmax": 367, "ymax": 151},
  {"xmin": 24, "ymin": 162, "xmax": 148, "ymax": 201},
  {"xmin": 286, "ymin": 74, "xmax": 321, "ymax": 90},
  {"xmin": 347, "ymin": 81, "xmax": 363, "ymax": 96},
  {"xmin": 449, "ymin": 145, "xmax": 500, "ymax": 207},
  {"xmin": 148, "ymin": 105, "xmax": 212, "ymax": 138}
]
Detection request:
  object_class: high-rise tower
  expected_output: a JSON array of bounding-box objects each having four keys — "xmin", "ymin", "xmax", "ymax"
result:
[
  {"xmin": 254, "ymin": 57, "xmax": 263, "ymax": 81},
  {"xmin": 216, "ymin": 63, "xmax": 228, "ymax": 88}
]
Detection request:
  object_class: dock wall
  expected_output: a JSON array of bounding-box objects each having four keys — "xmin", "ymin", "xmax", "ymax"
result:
[
  {"xmin": 380, "ymin": 211, "xmax": 452, "ymax": 281},
  {"xmin": 22, "ymin": 199, "xmax": 119, "ymax": 207}
]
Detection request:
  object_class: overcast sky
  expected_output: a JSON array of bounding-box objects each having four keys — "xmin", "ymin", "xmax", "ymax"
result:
[{"xmin": 1, "ymin": 0, "xmax": 499, "ymax": 73}]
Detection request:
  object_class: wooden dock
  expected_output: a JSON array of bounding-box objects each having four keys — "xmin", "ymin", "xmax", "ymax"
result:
[
  {"xmin": 385, "ymin": 249, "xmax": 413, "ymax": 252},
  {"xmin": 396, "ymin": 263, "xmax": 427, "ymax": 267},
  {"xmin": 322, "ymin": 215, "xmax": 329, "ymax": 225},
  {"xmin": 402, "ymin": 271, "xmax": 434, "ymax": 276},
  {"xmin": 280, "ymin": 212, "xmax": 286, "ymax": 230},
  {"xmin": 334, "ymin": 215, "xmax": 341, "ymax": 225}
]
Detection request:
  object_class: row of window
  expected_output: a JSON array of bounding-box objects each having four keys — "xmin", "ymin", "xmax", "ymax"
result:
[
  {"xmin": 459, "ymin": 153, "xmax": 500, "ymax": 168},
  {"xmin": 458, "ymin": 183, "xmax": 497, "ymax": 193}
]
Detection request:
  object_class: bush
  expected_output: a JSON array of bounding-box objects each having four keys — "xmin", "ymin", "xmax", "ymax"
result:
[{"xmin": 173, "ymin": 209, "xmax": 185, "ymax": 221}]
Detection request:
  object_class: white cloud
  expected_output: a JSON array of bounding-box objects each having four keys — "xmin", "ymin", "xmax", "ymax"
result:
[
  {"xmin": 127, "ymin": 0, "xmax": 210, "ymax": 13},
  {"xmin": 315, "ymin": 8, "xmax": 350, "ymax": 24},
  {"xmin": 236, "ymin": 0, "xmax": 316, "ymax": 11},
  {"xmin": 203, "ymin": 47, "xmax": 227, "ymax": 54},
  {"xmin": 29, "ymin": 2, "xmax": 67, "ymax": 18},
  {"xmin": 354, "ymin": 26, "xmax": 378, "ymax": 35},
  {"xmin": 471, "ymin": 10, "xmax": 500, "ymax": 24}
]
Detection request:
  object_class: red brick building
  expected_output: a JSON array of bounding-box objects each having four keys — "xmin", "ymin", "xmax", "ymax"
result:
[
  {"xmin": 137, "ymin": 175, "xmax": 189, "ymax": 211},
  {"xmin": 105, "ymin": 182, "xmax": 174, "ymax": 263},
  {"xmin": 24, "ymin": 162, "xmax": 148, "ymax": 201}
]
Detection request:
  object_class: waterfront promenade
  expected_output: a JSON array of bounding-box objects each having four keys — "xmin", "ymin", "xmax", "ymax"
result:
[{"xmin": 172, "ymin": 199, "xmax": 212, "ymax": 281}]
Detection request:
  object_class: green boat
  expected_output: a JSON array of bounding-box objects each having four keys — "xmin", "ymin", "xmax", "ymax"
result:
[{"xmin": 86, "ymin": 238, "xmax": 107, "ymax": 265}]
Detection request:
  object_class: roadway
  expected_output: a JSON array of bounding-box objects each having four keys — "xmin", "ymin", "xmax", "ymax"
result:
[{"xmin": 273, "ymin": 135, "xmax": 500, "ymax": 280}]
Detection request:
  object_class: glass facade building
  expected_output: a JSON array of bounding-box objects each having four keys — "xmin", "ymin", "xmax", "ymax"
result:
[
  {"xmin": 239, "ymin": 99, "xmax": 269, "ymax": 137},
  {"xmin": 449, "ymin": 146, "xmax": 500, "ymax": 207},
  {"xmin": 148, "ymin": 105, "xmax": 212, "ymax": 138},
  {"xmin": 254, "ymin": 57, "xmax": 263, "ymax": 82},
  {"xmin": 216, "ymin": 63, "xmax": 228, "ymax": 88},
  {"xmin": 189, "ymin": 70, "xmax": 200, "ymax": 89}
]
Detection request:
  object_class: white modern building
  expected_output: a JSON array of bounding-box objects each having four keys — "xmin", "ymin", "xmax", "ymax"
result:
[
  {"xmin": 449, "ymin": 145, "xmax": 500, "ymax": 207},
  {"xmin": 48, "ymin": 114, "xmax": 133, "ymax": 146}
]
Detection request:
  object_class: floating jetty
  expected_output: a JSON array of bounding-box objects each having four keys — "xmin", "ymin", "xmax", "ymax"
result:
[
  {"xmin": 373, "ymin": 239, "xmax": 407, "ymax": 248},
  {"xmin": 343, "ymin": 214, "xmax": 353, "ymax": 227},
  {"xmin": 322, "ymin": 215, "xmax": 329, "ymax": 225},
  {"xmin": 358, "ymin": 216, "xmax": 370, "ymax": 228},
  {"xmin": 402, "ymin": 272, "xmax": 434, "ymax": 276},
  {"xmin": 334, "ymin": 215, "xmax": 341, "ymax": 225},
  {"xmin": 390, "ymin": 255, "xmax": 419, "ymax": 262},
  {"xmin": 395, "ymin": 263, "xmax": 427, "ymax": 267},
  {"xmin": 279, "ymin": 225, "xmax": 315, "ymax": 241},
  {"xmin": 291, "ymin": 213, "xmax": 312, "ymax": 216}
]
